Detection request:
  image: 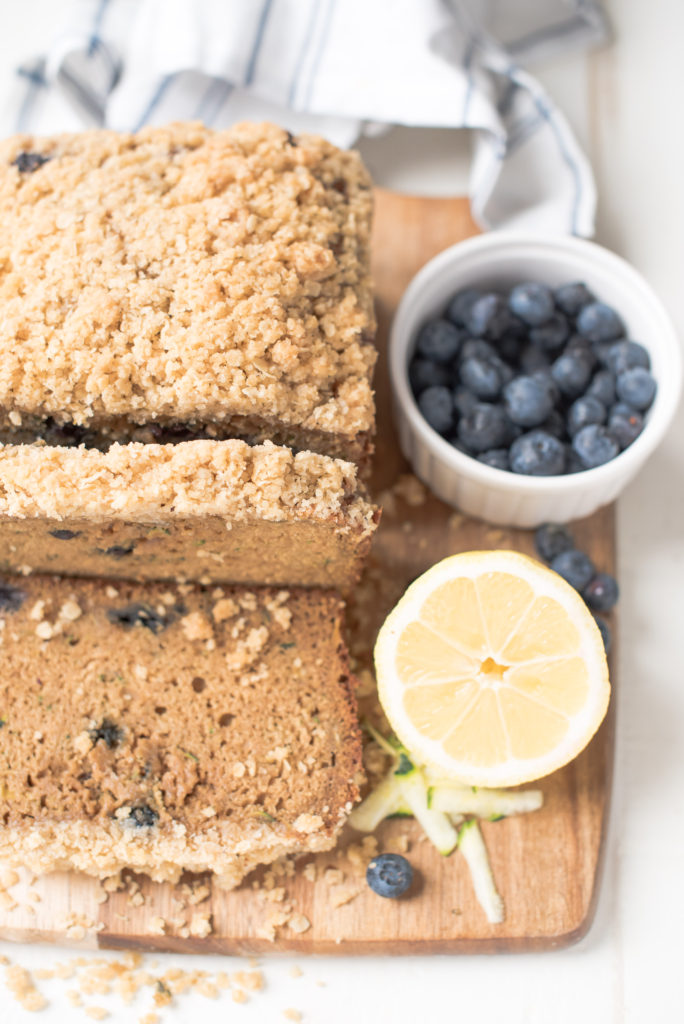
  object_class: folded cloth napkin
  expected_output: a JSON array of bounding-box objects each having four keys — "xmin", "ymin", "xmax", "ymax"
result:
[{"xmin": 5, "ymin": 0, "xmax": 609, "ymax": 235}]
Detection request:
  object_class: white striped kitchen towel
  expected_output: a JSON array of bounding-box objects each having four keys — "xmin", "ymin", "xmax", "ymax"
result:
[{"xmin": 4, "ymin": 0, "xmax": 609, "ymax": 235}]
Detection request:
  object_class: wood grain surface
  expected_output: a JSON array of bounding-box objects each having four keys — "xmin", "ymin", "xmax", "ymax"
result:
[{"xmin": 0, "ymin": 190, "xmax": 616, "ymax": 954}]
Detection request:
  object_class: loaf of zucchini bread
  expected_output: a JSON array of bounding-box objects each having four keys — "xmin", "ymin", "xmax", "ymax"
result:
[
  {"xmin": 0, "ymin": 439, "xmax": 378, "ymax": 591},
  {"xmin": 0, "ymin": 574, "xmax": 363, "ymax": 887},
  {"xmin": 0, "ymin": 121, "xmax": 376, "ymax": 466}
]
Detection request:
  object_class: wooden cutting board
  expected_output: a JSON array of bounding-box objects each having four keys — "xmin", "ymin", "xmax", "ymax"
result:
[{"xmin": 0, "ymin": 191, "xmax": 615, "ymax": 954}]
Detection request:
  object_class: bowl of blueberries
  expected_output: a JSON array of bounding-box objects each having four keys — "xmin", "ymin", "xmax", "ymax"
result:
[{"xmin": 389, "ymin": 232, "xmax": 681, "ymax": 526}]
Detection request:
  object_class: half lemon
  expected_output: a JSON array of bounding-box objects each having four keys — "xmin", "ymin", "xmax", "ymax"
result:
[{"xmin": 375, "ymin": 550, "xmax": 610, "ymax": 787}]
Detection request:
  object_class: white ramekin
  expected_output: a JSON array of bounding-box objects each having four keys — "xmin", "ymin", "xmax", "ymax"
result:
[{"xmin": 389, "ymin": 232, "xmax": 682, "ymax": 527}]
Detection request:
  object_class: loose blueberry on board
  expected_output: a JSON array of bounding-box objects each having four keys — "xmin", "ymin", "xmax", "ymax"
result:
[
  {"xmin": 457, "ymin": 403, "xmax": 512, "ymax": 453},
  {"xmin": 608, "ymin": 403, "xmax": 644, "ymax": 449},
  {"xmin": 509, "ymin": 282, "xmax": 555, "ymax": 325},
  {"xmin": 554, "ymin": 281, "xmax": 594, "ymax": 317},
  {"xmin": 415, "ymin": 319, "xmax": 462, "ymax": 364},
  {"xmin": 593, "ymin": 614, "xmax": 612, "ymax": 654},
  {"xmin": 417, "ymin": 385, "xmax": 454, "ymax": 435},
  {"xmin": 509, "ymin": 430, "xmax": 566, "ymax": 476},
  {"xmin": 477, "ymin": 448, "xmax": 510, "ymax": 471},
  {"xmin": 551, "ymin": 351, "xmax": 593, "ymax": 398},
  {"xmin": 576, "ymin": 301, "xmax": 625, "ymax": 343},
  {"xmin": 615, "ymin": 367, "xmax": 657, "ymax": 410},
  {"xmin": 460, "ymin": 356, "xmax": 504, "ymax": 400},
  {"xmin": 550, "ymin": 549, "xmax": 596, "ymax": 592},
  {"xmin": 566, "ymin": 395, "xmax": 607, "ymax": 437},
  {"xmin": 583, "ymin": 572, "xmax": 620, "ymax": 612},
  {"xmin": 503, "ymin": 375, "xmax": 554, "ymax": 428},
  {"xmin": 446, "ymin": 287, "xmax": 483, "ymax": 326},
  {"xmin": 535, "ymin": 523, "xmax": 575, "ymax": 562},
  {"xmin": 409, "ymin": 357, "xmax": 452, "ymax": 395},
  {"xmin": 366, "ymin": 853, "xmax": 414, "ymax": 899},
  {"xmin": 572, "ymin": 423, "xmax": 620, "ymax": 469},
  {"xmin": 605, "ymin": 340, "xmax": 650, "ymax": 375},
  {"xmin": 586, "ymin": 369, "xmax": 617, "ymax": 407},
  {"xmin": 528, "ymin": 313, "xmax": 570, "ymax": 352}
]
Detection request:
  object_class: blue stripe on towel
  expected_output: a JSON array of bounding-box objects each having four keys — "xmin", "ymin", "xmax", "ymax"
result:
[
  {"xmin": 16, "ymin": 59, "xmax": 47, "ymax": 131},
  {"xmin": 301, "ymin": 0, "xmax": 336, "ymax": 107},
  {"xmin": 88, "ymin": 0, "xmax": 112, "ymax": 56},
  {"xmin": 244, "ymin": 0, "xmax": 274, "ymax": 86},
  {"xmin": 531, "ymin": 96, "xmax": 582, "ymax": 234},
  {"xmin": 194, "ymin": 78, "xmax": 234, "ymax": 124},
  {"xmin": 288, "ymin": 0, "xmax": 321, "ymax": 107},
  {"xmin": 133, "ymin": 73, "xmax": 176, "ymax": 131}
]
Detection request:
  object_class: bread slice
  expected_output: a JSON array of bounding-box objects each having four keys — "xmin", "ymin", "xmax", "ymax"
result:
[
  {"xmin": 0, "ymin": 122, "xmax": 376, "ymax": 466},
  {"xmin": 0, "ymin": 439, "xmax": 378, "ymax": 591},
  {"xmin": 0, "ymin": 575, "xmax": 363, "ymax": 888}
]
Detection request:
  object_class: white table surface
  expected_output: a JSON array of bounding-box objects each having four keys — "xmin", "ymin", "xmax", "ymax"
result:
[{"xmin": 1, "ymin": 2, "xmax": 683, "ymax": 1021}]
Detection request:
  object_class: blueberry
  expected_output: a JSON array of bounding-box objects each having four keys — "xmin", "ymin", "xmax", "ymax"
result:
[
  {"xmin": 519, "ymin": 344, "xmax": 551, "ymax": 374},
  {"xmin": 477, "ymin": 448, "xmax": 509, "ymax": 471},
  {"xmin": 593, "ymin": 614, "xmax": 612, "ymax": 653},
  {"xmin": 446, "ymin": 288, "xmax": 483, "ymax": 327},
  {"xmin": 409, "ymin": 358, "xmax": 451, "ymax": 395},
  {"xmin": 554, "ymin": 281, "xmax": 595, "ymax": 317},
  {"xmin": 496, "ymin": 333, "xmax": 522, "ymax": 364},
  {"xmin": 460, "ymin": 339, "xmax": 497, "ymax": 363},
  {"xmin": 99, "ymin": 544, "xmax": 135, "ymax": 559},
  {"xmin": 583, "ymin": 572, "xmax": 619, "ymax": 612},
  {"xmin": 460, "ymin": 356, "xmax": 504, "ymax": 400},
  {"xmin": 615, "ymin": 367, "xmax": 657, "ymax": 410},
  {"xmin": 509, "ymin": 430, "xmax": 566, "ymax": 476},
  {"xmin": 567, "ymin": 395, "xmax": 606, "ymax": 437},
  {"xmin": 452, "ymin": 387, "xmax": 478, "ymax": 419},
  {"xmin": 457, "ymin": 403, "xmax": 511, "ymax": 453},
  {"xmin": 417, "ymin": 385, "xmax": 454, "ymax": 435},
  {"xmin": 49, "ymin": 528, "xmax": 82, "ymax": 540},
  {"xmin": 529, "ymin": 313, "xmax": 570, "ymax": 352},
  {"xmin": 566, "ymin": 450, "xmax": 586, "ymax": 474},
  {"xmin": 466, "ymin": 294, "xmax": 517, "ymax": 341},
  {"xmin": 604, "ymin": 340, "xmax": 650, "ymax": 375},
  {"xmin": 90, "ymin": 718, "xmax": 124, "ymax": 749},
  {"xmin": 564, "ymin": 334, "xmax": 597, "ymax": 370},
  {"xmin": 415, "ymin": 319, "xmax": 461, "ymax": 364},
  {"xmin": 550, "ymin": 549, "xmax": 595, "ymax": 591},
  {"xmin": 12, "ymin": 151, "xmax": 50, "ymax": 173},
  {"xmin": 107, "ymin": 603, "xmax": 169, "ymax": 633},
  {"xmin": 0, "ymin": 581, "xmax": 26, "ymax": 612},
  {"xmin": 576, "ymin": 302, "xmax": 625, "ymax": 343},
  {"xmin": 366, "ymin": 853, "xmax": 413, "ymax": 899},
  {"xmin": 538, "ymin": 408, "xmax": 566, "ymax": 440},
  {"xmin": 509, "ymin": 282, "xmax": 555, "ymax": 326},
  {"xmin": 608, "ymin": 402, "xmax": 644, "ymax": 449},
  {"xmin": 586, "ymin": 370, "xmax": 616, "ymax": 407},
  {"xmin": 551, "ymin": 351, "xmax": 593, "ymax": 398},
  {"xmin": 125, "ymin": 804, "xmax": 159, "ymax": 829},
  {"xmin": 531, "ymin": 368, "xmax": 560, "ymax": 406},
  {"xmin": 534, "ymin": 523, "xmax": 574, "ymax": 562},
  {"xmin": 503, "ymin": 375, "xmax": 553, "ymax": 428},
  {"xmin": 572, "ymin": 424, "xmax": 620, "ymax": 469}
]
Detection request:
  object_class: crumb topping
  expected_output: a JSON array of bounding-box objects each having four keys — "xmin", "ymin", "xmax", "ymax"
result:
[{"xmin": 0, "ymin": 122, "xmax": 375, "ymax": 439}]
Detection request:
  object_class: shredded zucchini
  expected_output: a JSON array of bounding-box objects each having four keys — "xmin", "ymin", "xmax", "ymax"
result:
[{"xmin": 458, "ymin": 819, "xmax": 504, "ymax": 924}]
